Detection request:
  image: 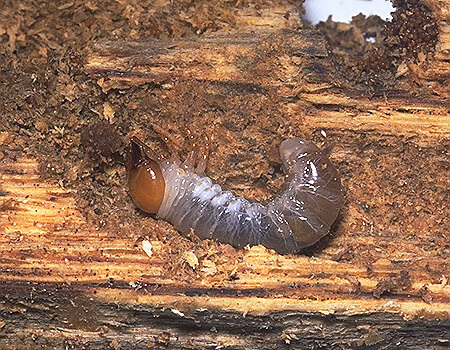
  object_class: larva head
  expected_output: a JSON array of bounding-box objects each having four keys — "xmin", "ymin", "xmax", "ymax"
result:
[{"xmin": 126, "ymin": 137, "xmax": 165, "ymax": 214}]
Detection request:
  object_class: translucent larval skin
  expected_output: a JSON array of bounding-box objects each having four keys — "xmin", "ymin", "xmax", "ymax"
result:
[{"xmin": 156, "ymin": 138, "xmax": 343, "ymax": 254}]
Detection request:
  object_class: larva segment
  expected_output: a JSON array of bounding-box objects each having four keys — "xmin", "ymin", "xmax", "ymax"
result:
[{"xmin": 127, "ymin": 137, "xmax": 343, "ymax": 254}]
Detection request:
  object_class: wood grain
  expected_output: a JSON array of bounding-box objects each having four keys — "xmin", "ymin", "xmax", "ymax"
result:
[
  {"xmin": 1, "ymin": 0, "xmax": 449, "ymax": 349},
  {"xmin": 1, "ymin": 156, "xmax": 449, "ymax": 349}
]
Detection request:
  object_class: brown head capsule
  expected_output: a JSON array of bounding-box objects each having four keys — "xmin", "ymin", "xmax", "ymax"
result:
[{"xmin": 126, "ymin": 137, "xmax": 165, "ymax": 214}]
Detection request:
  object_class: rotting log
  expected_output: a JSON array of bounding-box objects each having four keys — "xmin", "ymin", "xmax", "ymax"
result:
[
  {"xmin": 1, "ymin": 158, "xmax": 449, "ymax": 348},
  {"xmin": 1, "ymin": 1, "xmax": 450, "ymax": 349},
  {"xmin": 85, "ymin": 29, "xmax": 449, "ymax": 139}
]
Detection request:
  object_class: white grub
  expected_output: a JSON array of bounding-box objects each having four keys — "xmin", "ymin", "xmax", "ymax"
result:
[{"xmin": 156, "ymin": 138, "xmax": 343, "ymax": 254}]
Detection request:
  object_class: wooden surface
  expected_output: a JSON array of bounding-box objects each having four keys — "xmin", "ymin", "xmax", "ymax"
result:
[
  {"xmin": 1, "ymin": 0, "xmax": 450, "ymax": 349},
  {"xmin": 1, "ymin": 158, "xmax": 449, "ymax": 348}
]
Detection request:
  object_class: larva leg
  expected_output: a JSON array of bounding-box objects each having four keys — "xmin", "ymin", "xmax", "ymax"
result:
[
  {"xmin": 148, "ymin": 122, "xmax": 182, "ymax": 163},
  {"xmin": 195, "ymin": 133, "xmax": 210, "ymax": 174},
  {"xmin": 182, "ymin": 128, "xmax": 210, "ymax": 174},
  {"xmin": 182, "ymin": 128, "xmax": 196, "ymax": 169}
]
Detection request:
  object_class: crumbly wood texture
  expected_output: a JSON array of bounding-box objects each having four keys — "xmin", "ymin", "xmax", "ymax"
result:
[{"xmin": 1, "ymin": 0, "xmax": 449, "ymax": 349}]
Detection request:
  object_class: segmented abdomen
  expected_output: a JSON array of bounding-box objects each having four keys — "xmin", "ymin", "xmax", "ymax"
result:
[{"xmin": 157, "ymin": 138, "xmax": 343, "ymax": 254}]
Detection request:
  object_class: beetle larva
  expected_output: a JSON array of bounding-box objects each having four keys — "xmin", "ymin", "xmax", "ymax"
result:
[{"xmin": 126, "ymin": 137, "xmax": 343, "ymax": 254}]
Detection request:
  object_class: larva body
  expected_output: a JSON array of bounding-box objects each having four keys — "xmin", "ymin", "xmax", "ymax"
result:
[{"xmin": 127, "ymin": 137, "xmax": 343, "ymax": 254}]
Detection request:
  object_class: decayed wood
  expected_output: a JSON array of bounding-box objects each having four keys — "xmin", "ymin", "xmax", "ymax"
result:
[
  {"xmin": 1, "ymin": 1, "xmax": 450, "ymax": 349},
  {"xmin": 413, "ymin": 0, "xmax": 450, "ymax": 92},
  {"xmin": 86, "ymin": 29, "xmax": 331, "ymax": 87},
  {"xmin": 85, "ymin": 30, "xmax": 449, "ymax": 141},
  {"xmin": 1, "ymin": 158, "xmax": 449, "ymax": 348}
]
